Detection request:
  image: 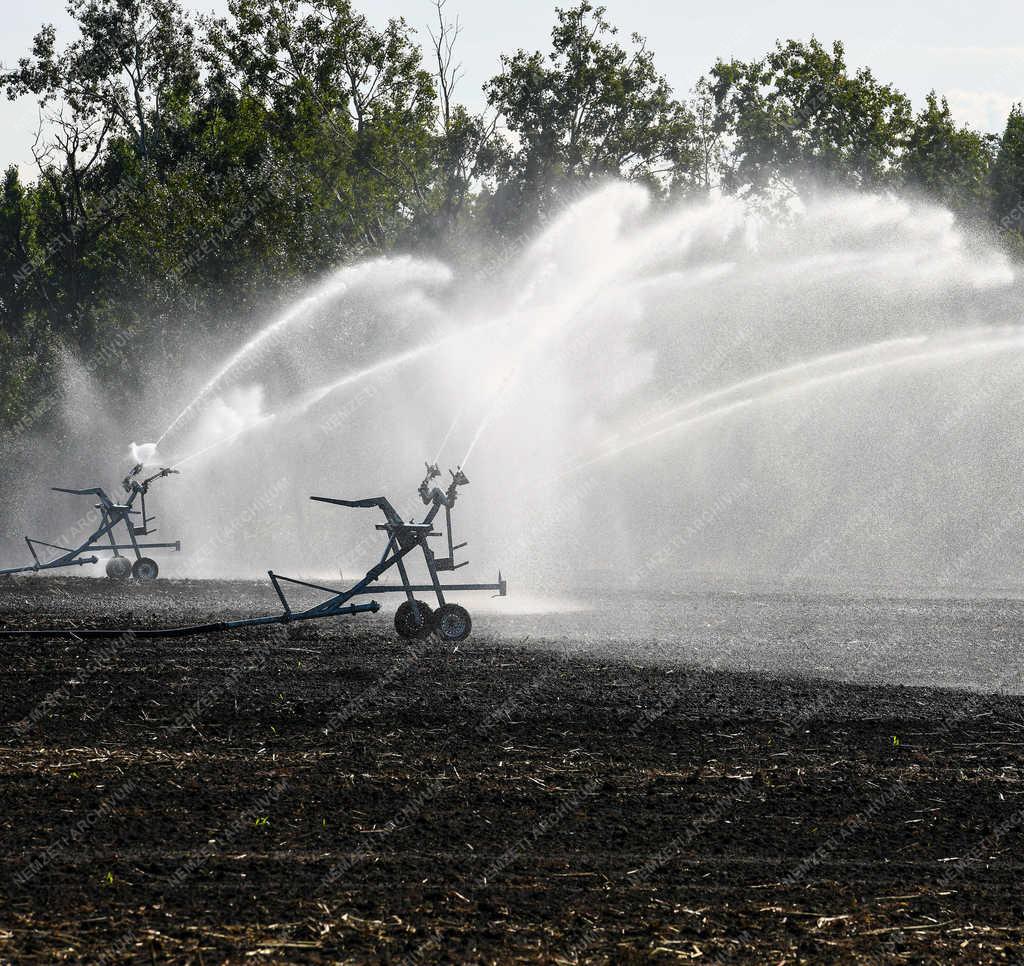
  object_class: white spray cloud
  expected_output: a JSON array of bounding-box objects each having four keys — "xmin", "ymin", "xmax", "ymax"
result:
[{"xmin": 6, "ymin": 183, "xmax": 1022, "ymax": 595}]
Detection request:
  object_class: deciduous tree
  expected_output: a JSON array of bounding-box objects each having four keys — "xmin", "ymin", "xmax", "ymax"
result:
[
  {"xmin": 485, "ymin": 2, "xmax": 698, "ymax": 229},
  {"xmin": 901, "ymin": 92, "xmax": 992, "ymax": 216},
  {"xmin": 989, "ymin": 104, "xmax": 1024, "ymax": 252},
  {"xmin": 710, "ymin": 39, "xmax": 913, "ymax": 197}
]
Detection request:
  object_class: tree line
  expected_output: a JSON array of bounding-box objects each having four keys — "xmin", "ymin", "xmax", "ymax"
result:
[{"xmin": 1, "ymin": 0, "xmax": 1022, "ymax": 431}]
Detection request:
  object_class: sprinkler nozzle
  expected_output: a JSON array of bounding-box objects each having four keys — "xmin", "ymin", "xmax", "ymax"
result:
[
  {"xmin": 123, "ymin": 464, "xmax": 145, "ymax": 492},
  {"xmin": 450, "ymin": 467, "xmax": 469, "ymax": 487},
  {"xmin": 424, "ymin": 461, "xmax": 441, "ymax": 480}
]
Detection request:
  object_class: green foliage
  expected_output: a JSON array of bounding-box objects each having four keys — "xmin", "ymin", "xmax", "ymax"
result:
[
  {"xmin": 711, "ymin": 39, "xmax": 913, "ymax": 196},
  {"xmin": 990, "ymin": 105, "xmax": 1024, "ymax": 253},
  {"xmin": 0, "ymin": 166, "xmax": 55, "ymax": 427},
  {"xmin": 3, "ymin": 0, "xmax": 201, "ymax": 164},
  {"xmin": 0, "ymin": 166, "xmax": 30, "ymax": 331},
  {"xmin": 484, "ymin": 2, "xmax": 698, "ymax": 230},
  {"xmin": 205, "ymin": 0, "xmax": 438, "ymax": 252},
  {"xmin": 901, "ymin": 92, "xmax": 993, "ymax": 215}
]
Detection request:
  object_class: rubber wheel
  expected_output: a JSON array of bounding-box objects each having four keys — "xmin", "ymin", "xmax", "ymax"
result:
[
  {"xmin": 433, "ymin": 603, "xmax": 471, "ymax": 643},
  {"xmin": 105, "ymin": 556, "xmax": 131, "ymax": 580},
  {"xmin": 395, "ymin": 599, "xmax": 434, "ymax": 639},
  {"xmin": 131, "ymin": 557, "xmax": 159, "ymax": 581}
]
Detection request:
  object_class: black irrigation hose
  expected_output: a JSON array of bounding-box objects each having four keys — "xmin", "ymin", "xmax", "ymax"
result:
[
  {"xmin": 0, "ymin": 621, "xmax": 234, "ymax": 640},
  {"xmin": 0, "ymin": 601, "xmax": 381, "ymax": 640}
]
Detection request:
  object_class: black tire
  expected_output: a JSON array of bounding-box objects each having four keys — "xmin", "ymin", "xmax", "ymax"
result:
[
  {"xmin": 395, "ymin": 599, "xmax": 434, "ymax": 639},
  {"xmin": 131, "ymin": 557, "xmax": 159, "ymax": 581},
  {"xmin": 106, "ymin": 556, "xmax": 131, "ymax": 580},
  {"xmin": 433, "ymin": 603, "xmax": 471, "ymax": 643}
]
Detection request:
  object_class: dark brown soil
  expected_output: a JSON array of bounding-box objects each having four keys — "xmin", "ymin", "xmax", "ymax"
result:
[{"xmin": 1, "ymin": 577, "xmax": 1022, "ymax": 963}]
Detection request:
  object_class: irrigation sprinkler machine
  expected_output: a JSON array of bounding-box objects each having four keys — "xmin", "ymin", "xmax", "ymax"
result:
[
  {"xmin": 0, "ymin": 463, "xmax": 182, "ymax": 581},
  {"xmin": 1, "ymin": 462, "xmax": 506, "ymax": 643},
  {"xmin": 275, "ymin": 461, "xmax": 507, "ymax": 644}
]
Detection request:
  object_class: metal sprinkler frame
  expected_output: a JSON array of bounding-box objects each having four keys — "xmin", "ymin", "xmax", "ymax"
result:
[
  {"xmin": 0, "ymin": 464, "xmax": 182, "ymax": 581},
  {"xmin": 267, "ymin": 463, "xmax": 505, "ymax": 643},
  {"xmin": 0, "ymin": 463, "xmax": 506, "ymax": 643}
]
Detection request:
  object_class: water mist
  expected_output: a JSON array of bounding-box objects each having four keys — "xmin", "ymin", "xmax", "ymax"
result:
[{"xmin": 3, "ymin": 184, "xmax": 1021, "ymax": 605}]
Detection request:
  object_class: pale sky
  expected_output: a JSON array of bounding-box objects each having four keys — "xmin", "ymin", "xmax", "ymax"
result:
[{"xmin": 2, "ymin": 0, "xmax": 1022, "ymax": 179}]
